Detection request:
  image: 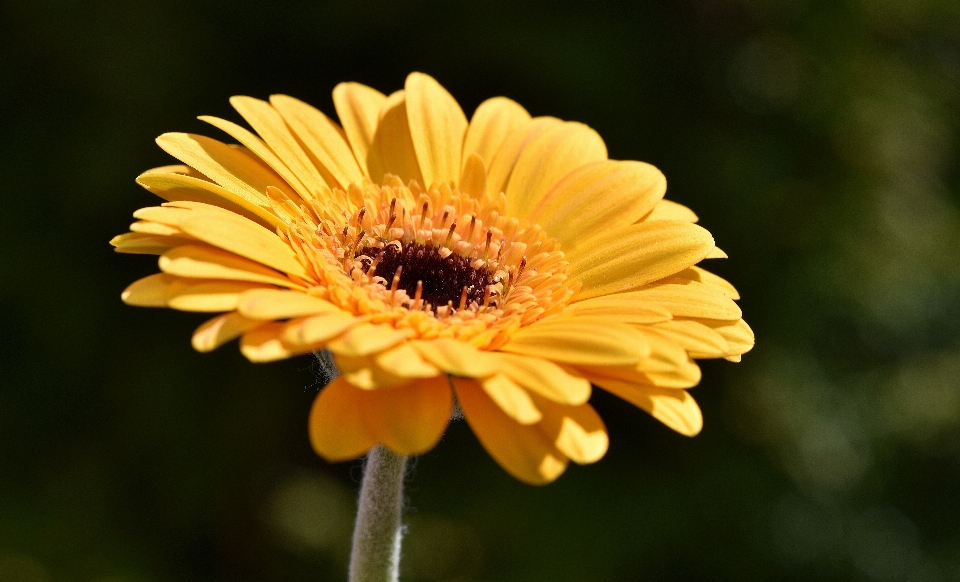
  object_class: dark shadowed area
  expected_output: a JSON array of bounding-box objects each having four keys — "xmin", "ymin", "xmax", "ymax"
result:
[{"xmin": 2, "ymin": 0, "xmax": 959, "ymax": 580}]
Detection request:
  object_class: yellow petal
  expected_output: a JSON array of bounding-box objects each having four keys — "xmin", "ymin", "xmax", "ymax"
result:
[
  {"xmin": 228, "ymin": 96, "xmax": 334, "ymax": 196},
  {"xmin": 159, "ymin": 244, "xmax": 301, "ymax": 288},
  {"xmin": 568, "ymin": 221, "xmax": 715, "ymax": 300},
  {"xmin": 129, "ymin": 220, "xmax": 183, "ymax": 237},
  {"xmin": 281, "ymin": 312, "xmax": 362, "ymax": 347},
  {"xmin": 598, "ymin": 382, "xmax": 703, "ymax": 436},
  {"xmin": 166, "ymin": 279, "xmax": 271, "ymax": 312},
  {"xmin": 155, "ymin": 133, "xmax": 298, "ymax": 204},
  {"xmin": 111, "ymin": 232, "xmax": 191, "ymax": 255},
  {"xmin": 178, "ymin": 206, "xmax": 308, "ymax": 278},
  {"xmin": 405, "ymin": 72, "xmax": 468, "ymax": 187},
  {"xmin": 453, "ymin": 378, "xmax": 568, "ymax": 485},
  {"xmin": 566, "ymin": 295, "xmax": 672, "ymax": 324},
  {"xmin": 705, "ymin": 246, "xmax": 728, "ymax": 259},
  {"xmin": 410, "ymin": 338, "xmax": 501, "ymax": 377},
  {"xmin": 270, "ymin": 94, "xmax": 365, "ymax": 189},
  {"xmin": 192, "ymin": 312, "xmax": 264, "ymax": 352},
  {"xmin": 332, "ymin": 82, "xmax": 387, "ymax": 177},
  {"xmin": 240, "ymin": 322, "xmax": 309, "ymax": 362},
  {"xmin": 366, "ymin": 91, "xmax": 423, "ymax": 185},
  {"xmin": 459, "ymin": 153, "xmax": 488, "ymax": 198},
  {"xmin": 642, "ymin": 199, "xmax": 698, "ymax": 222},
  {"xmin": 463, "ymin": 97, "xmax": 531, "ymax": 168},
  {"xmin": 534, "ymin": 397, "xmax": 608, "ymax": 464},
  {"xmin": 486, "ymin": 117, "xmax": 563, "ymax": 196},
  {"xmin": 137, "ymin": 168, "xmax": 280, "ymax": 227},
  {"xmin": 236, "ymin": 288, "xmax": 339, "ymax": 320},
  {"xmin": 651, "ymin": 320, "xmax": 730, "ymax": 358},
  {"xmin": 326, "ymin": 323, "xmax": 413, "ymax": 357},
  {"xmin": 696, "ymin": 318, "xmax": 754, "ymax": 356},
  {"xmin": 576, "ymin": 332, "xmax": 701, "ymax": 389},
  {"xmin": 504, "ymin": 121, "xmax": 607, "ymax": 220},
  {"xmin": 121, "ymin": 273, "xmax": 176, "ymax": 307},
  {"xmin": 500, "ymin": 317, "xmax": 648, "ymax": 366},
  {"xmin": 309, "ymin": 377, "xmax": 377, "ymax": 462},
  {"xmin": 132, "ymin": 205, "xmax": 192, "ymax": 227},
  {"xmin": 674, "ymin": 266, "xmax": 740, "ymax": 299},
  {"xmin": 360, "ymin": 375, "xmax": 452, "ymax": 455},
  {"xmin": 498, "ymin": 353, "xmax": 591, "ymax": 405},
  {"xmin": 624, "ymin": 279, "xmax": 741, "ymax": 320},
  {"xmin": 529, "ymin": 160, "xmax": 666, "ymax": 250},
  {"xmin": 199, "ymin": 114, "xmax": 310, "ymax": 198},
  {"xmin": 633, "ymin": 331, "xmax": 703, "ymax": 388},
  {"xmin": 480, "ymin": 374, "xmax": 542, "ymax": 425},
  {"xmin": 340, "ymin": 356, "xmax": 414, "ymax": 390},
  {"xmin": 373, "ymin": 342, "xmax": 442, "ymax": 379}
]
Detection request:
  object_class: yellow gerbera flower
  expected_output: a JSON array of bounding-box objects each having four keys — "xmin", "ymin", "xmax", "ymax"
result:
[{"xmin": 113, "ymin": 72, "xmax": 753, "ymax": 485}]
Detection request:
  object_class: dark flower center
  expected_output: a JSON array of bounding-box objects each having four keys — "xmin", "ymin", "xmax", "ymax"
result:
[{"xmin": 358, "ymin": 243, "xmax": 495, "ymax": 311}]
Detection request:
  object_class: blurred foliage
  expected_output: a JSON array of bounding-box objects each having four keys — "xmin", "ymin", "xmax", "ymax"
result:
[{"xmin": 2, "ymin": 0, "xmax": 960, "ymax": 580}]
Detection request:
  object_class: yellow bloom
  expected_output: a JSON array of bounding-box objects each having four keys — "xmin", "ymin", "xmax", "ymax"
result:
[{"xmin": 113, "ymin": 72, "xmax": 753, "ymax": 484}]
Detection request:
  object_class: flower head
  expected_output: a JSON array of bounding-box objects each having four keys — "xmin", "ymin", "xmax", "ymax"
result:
[{"xmin": 113, "ymin": 72, "xmax": 753, "ymax": 484}]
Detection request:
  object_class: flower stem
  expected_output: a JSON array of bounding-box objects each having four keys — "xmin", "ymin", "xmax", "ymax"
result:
[{"xmin": 349, "ymin": 445, "xmax": 408, "ymax": 582}]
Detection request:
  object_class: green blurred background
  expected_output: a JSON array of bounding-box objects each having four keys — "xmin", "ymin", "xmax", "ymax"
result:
[{"xmin": 2, "ymin": 0, "xmax": 960, "ymax": 580}]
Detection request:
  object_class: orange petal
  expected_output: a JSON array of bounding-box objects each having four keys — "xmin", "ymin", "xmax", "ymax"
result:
[
  {"xmin": 332, "ymin": 82, "xmax": 387, "ymax": 177},
  {"xmin": 463, "ymin": 97, "xmax": 531, "ymax": 168},
  {"xmin": 239, "ymin": 322, "xmax": 306, "ymax": 362},
  {"xmin": 405, "ymin": 72, "xmax": 468, "ymax": 187},
  {"xmin": 453, "ymin": 377, "xmax": 568, "ymax": 485},
  {"xmin": 568, "ymin": 221, "xmax": 714, "ymax": 300},
  {"xmin": 192, "ymin": 312, "xmax": 264, "ymax": 352},
  {"xmin": 309, "ymin": 376, "xmax": 378, "ymax": 462},
  {"xmin": 504, "ymin": 121, "xmax": 607, "ymax": 220},
  {"xmin": 360, "ymin": 375, "xmax": 452, "ymax": 455},
  {"xmin": 529, "ymin": 160, "xmax": 666, "ymax": 250}
]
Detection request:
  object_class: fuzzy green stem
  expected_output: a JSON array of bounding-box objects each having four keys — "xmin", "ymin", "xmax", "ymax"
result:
[{"xmin": 349, "ymin": 445, "xmax": 408, "ymax": 582}]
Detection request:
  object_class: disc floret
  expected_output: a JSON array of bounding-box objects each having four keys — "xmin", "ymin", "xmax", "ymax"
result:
[{"xmin": 278, "ymin": 175, "xmax": 577, "ymax": 348}]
